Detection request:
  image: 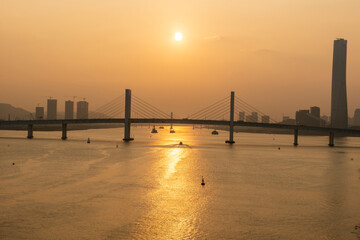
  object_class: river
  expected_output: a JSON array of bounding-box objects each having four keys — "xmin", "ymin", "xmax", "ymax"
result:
[{"xmin": 1, "ymin": 126, "xmax": 360, "ymax": 239}]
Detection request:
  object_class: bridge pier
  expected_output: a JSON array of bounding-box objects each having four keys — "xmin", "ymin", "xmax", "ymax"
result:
[
  {"xmin": 329, "ymin": 132, "xmax": 335, "ymax": 147},
  {"xmin": 293, "ymin": 129, "xmax": 298, "ymax": 146},
  {"xmin": 226, "ymin": 91, "xmax": 235, "ymax": 144},
  {"xmin": 27, "ymin": 124, "xmax": 33, "ymax": 139},
  {"xmin": 123, "ymin": 89, "xmax": 134, "ymax": 142},
  {"xmin": 61, "ymin": 123, "xmax": 67, "ymax": 140}
]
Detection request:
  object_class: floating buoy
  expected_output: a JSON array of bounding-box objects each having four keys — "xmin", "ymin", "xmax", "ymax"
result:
[
  {"xmin": 87, "ymin": 138, "xmax": 91, "ymax": 144},
  {"xmin": 201, "ymin": 176, "xmax": 205, "ymax": 186},
  {"xmin": 278, "ymin": 147, "xmax": 280, "ymax": 150},
  {"xmin": 12, "ymin": 163, "xmax": 15, "ymax": 165}
]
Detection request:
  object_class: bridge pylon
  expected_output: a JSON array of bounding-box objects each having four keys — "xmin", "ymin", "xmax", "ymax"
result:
[
  {"xmin": 225, "ymin": 91, "xmax": 235, "ymax": 144},
  {"xmin": 27, "ymin": 124, "xmax": 33, "ymax": 139},
  {"xmin": 61, "ymin": 123, "xmax": 67, "ymax": 140},
  {"xmin": 123, "ymin": 89, "xmax": 134, "ymax": 142}
]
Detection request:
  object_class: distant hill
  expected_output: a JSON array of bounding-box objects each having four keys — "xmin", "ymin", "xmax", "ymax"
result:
[{"xmin": 0, "ymin": 103, "xmax": 32, "ymax": 120}]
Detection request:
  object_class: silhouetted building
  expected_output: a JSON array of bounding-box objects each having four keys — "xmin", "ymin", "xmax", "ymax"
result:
[
  {"xmin": 65, "ymin": 100, "xmax": 74, "ymax": 119},
  {"xmin": 261, "ymin": 115, "xmax": 270, "ymax": 123},
  {"xmin": 321, "ymin": 115, "xmax": 330, "ymax": 124},
  {"xmin": 310, "ymin": 106, "xmax": 320, "ymax": 119},
  {"xmin": 238, "ymin": 112, "xmax": 245, "ymax": 121},
  {"xmin": 35, "ymin": 107, "xmax": 44, "ymax": 120},
  {"xmin": 331, "ymin": 38, "xmax": 348, "ymax": 128},
  {"xmin": 354, "ymin": 109, "xmax": 360, "ymax": 126},
  {"xmin": 283, "ymin": 116, "xmax": 290, "ymax": 121},
  {"xmin": 280, "ymin": 116, "xmax": 296, "ymax": 125},
  {"xmin": 77, "ymin": 101, "xmax": 89, "ymax": 119},
  {"xmin": 246, "ymin": 112, "xmax": 258, "ymax": 122},
  {"xmin": 47, "ymin": 99, "xmax": 57, "ymax": 120},
  {"xmin": 296, "ymin": 109, "xmax": 325, "ymax": 127},
  {"xmin": 296, "ymin": 110, "xmax": 310, "ymax": 125}
]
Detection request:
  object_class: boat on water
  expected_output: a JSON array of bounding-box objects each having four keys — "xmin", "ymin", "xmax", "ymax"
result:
[
  {"xmin": 87, "ymin": 138, "xmax": 91, "ymax": 143},
  {"xmin": 170, "ymin": 128, "xmax": 175, "ymax": 133},
  {"xmin": 211, "ymin": 130, "xmax": 219, "ymax": 135},
  {"xmin": 159, "ymin": 126, "xmax": 164, "ymax": 129},
  {"xmin": 179, "ymin": 141, "xmax": 183, "ymax": 145},
  {"xmin": 151, "ymin": 126, "xmax": 158, "ymax": 133}
]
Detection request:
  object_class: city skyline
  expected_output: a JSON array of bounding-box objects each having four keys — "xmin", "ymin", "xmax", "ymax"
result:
[
  {"xmin": 1, "ymin": 1, "xmax": 360, "ymax": 120},
  {"xmin": 2, "ymin": 2, "xmax": 360, "ymax": 239}
]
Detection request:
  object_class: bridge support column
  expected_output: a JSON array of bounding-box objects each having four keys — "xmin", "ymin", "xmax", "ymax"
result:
[
  {"xmin": 123, "ymin": 89, "xmax": 134, "ymax": 142},
  {"xmin": 226, "ymin": 91, "xmax": 235, "ymax": 144},
  {"xmin": 27, "ymin": 124, "xmax": 33, "ymax": 139},
  {"xmin": 293, "ymin": 129, "xmax": 298, "ymax": 146},
  {"xmin": 329, "ymin": 132, "xmax": 335, "ymax": 147},
  {"xmin": 61, "ymin": 123, "xmax": 67, "ymax": 140}
]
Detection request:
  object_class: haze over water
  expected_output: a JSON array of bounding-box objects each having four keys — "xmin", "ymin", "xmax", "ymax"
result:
[{"xmin": 1, "ymin": 127, "xmax": 360, "ymax": 239}]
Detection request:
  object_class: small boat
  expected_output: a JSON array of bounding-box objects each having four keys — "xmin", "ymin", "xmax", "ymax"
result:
[
  {"xmin": 211, "ymin": 130, "xmax": 219, "ymax": 135},
  {"xmin": 170, "ymin": 129, "xmax": 175, "ymax": 133},
  {"xmin": 159, "ymin": 126, "xmax": 164, "ymax": 129},
  {"xmin": 151, "ymin": 126, "xmax": 158, "ymax": 133},
  {"xmin": 87, "ymin": 138, "xmax": 91, "ymax": 144},
  {"xmin": 179, "ymin": 141, "xmax": 183, "ymax": 145},
  {"xmin": 201, "ymin": 176, "xmax": 205, "ymax": 186}
]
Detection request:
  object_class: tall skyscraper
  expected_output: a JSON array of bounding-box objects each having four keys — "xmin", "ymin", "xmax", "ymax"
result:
[
  {"xmin": 238, "ymin": 112, "xmax": 245, "ymax": 121},
  {"xmin": 310, "ymin": 106, "xmax": 320, "ymax": 119},
  {"xmin": 35, "ymin": 106, "xmax": 44, "ymax": 120},
  {"xmin": 77, "ymin": 100, "xmax": 89, "ymax": 119},
  {"xmin": 354, "ymin": 109, "xmax": 360, "ymax": 126},
  {"xmin": 331, "ymin": 38, "xmax": 348, "ymax": 128},
  {"xmin": 246, "ymin": 112, "xmax": 258, "ymax": 122},
  {"xmin": 65, "ymin": 100, "xmax": 74, "ymax": 119},
  {"xmin": 261, "ymin": 115, "xmax": 270, "ymax": 123},
  {"xmin": 47, "ymin": 99, "xmax": 57, "ymax": 120}
]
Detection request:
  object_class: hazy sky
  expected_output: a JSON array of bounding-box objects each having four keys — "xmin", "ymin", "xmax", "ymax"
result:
[{"xmin": 1, "ymin": 0, "xmax": 360, "ymax": 120}]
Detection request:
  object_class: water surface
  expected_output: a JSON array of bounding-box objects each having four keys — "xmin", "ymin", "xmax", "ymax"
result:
[{"xmin": 1, "ymin": 127, "xmax": 360, "ymax": 239}]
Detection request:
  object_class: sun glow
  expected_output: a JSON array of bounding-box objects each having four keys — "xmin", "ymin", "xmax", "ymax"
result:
[{"xmin": 174, "ymin": 32, "xmax": 183, "ymax": 41}]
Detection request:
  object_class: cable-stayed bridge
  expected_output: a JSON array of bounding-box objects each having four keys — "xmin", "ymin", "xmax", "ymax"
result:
[{"xmin": 1, "ymin": 89, "xmax": 360, "ymax": 147}]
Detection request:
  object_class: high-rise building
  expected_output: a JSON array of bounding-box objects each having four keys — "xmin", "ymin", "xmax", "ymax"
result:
[
  {"xmin": 331, "ymin": 38, "xmax": 348, "ymax": 128},
  {"xmin": 77, "ymin": 100, "xmax": 89, "ymax": 119},
  {"xmin": 238, "ymin": 112, "xmax": 245, "ymax": 121},
  {"xmin": 47, "ymin": 99, "xmax": 57, "ymax": 120},
  {"xmin": 310, "ymin": 106, "xmax": 320, "ymax": 119},
  {"xmin": 296, "ymin": 109, "xmax": 325, "ymax": 127},
  {"xmin": 321, "ymin": 115, "xmax": 330, "ymax": 124},
  {"xmin": 35, "ymin": 106, "xmax": 44, "ymax": 120},
  {"xmin": 354, "ymin": 109, "xmax": 360, "ymax": 126},
  {"xmin": 281, "ymin": 116, "xmax": 296, "ymax": 125},
  {"xmin": 296, "ymin": 110, "xmax": 311, "ymax": 125},
  {"xmin": 65, "ymin": 100, "xmax": 74, "ymax": 119},
  {"xmin": 261, "ymin": 115, "xmax": 270, "ymax": 123},
  {"xmin": 246, "ymin": 112, "xmax": 258, "ymax": 122}
]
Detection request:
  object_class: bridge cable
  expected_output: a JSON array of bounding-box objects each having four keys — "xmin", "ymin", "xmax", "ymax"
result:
[{"xmin": 188, "ymin": 96, "xmax": 229, "ymax": 119}]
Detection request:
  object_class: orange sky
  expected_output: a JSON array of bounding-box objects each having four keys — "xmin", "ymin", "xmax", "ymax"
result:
[{"xmin": 1, "ymin": 0, "xmax": 360, "ymax": 120}]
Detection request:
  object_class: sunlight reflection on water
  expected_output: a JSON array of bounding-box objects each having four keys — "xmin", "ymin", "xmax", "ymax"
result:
[{"xmin": 1, "ymin": 127, "xmax": 360, "ymax": 239}]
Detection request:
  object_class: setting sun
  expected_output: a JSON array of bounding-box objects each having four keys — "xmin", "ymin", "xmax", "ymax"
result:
[{"xmin": 174, "ymin": 32, "xmax": 183, "ymax": 41}]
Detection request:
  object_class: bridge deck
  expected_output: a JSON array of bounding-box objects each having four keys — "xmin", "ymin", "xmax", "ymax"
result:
[{"xmin": 1, "ymin": 118, "xmax": 360, "ymax": 135}]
